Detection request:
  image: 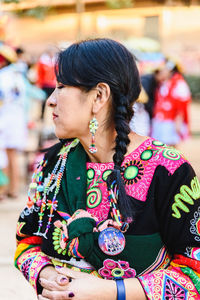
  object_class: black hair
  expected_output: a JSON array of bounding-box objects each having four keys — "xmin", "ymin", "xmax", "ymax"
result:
[
  {"xmin": 55, "ymin": 38, "xmax": 141, "ymax": 221},
  {"xmin": 16, "ymin": 47, "xmax": 24, "ymax": 55}
]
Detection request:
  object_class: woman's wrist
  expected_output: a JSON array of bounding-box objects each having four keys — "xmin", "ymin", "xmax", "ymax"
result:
[
  {"xmin": 99, "ymin": 278, "xmax": 117, "ymax": 300},
  {"xmin": 39, "ymin": 265, "xmax": 56, "ymax": 280},
  {"xmin": 124, "ymin": 278, "xmax": 147, "ymax": 300}
]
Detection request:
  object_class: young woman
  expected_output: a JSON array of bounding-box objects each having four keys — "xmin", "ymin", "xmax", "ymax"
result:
[
  {"xmin": 14, "ymin": 39, "xmax": 200, "ymax": 300},
  {"xmin": 151, "ymin": 61, "xmax": 191, "ymax": 147}
]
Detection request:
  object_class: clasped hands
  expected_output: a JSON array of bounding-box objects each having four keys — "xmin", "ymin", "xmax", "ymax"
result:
[{"xmin": 38, "ymin": 266, "xmax": 116, "ymax": 300}]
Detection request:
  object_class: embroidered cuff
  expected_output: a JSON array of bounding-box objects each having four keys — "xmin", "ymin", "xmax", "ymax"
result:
[{"xmin": 16, "ymin": 246, "xmax": 52, "ymax": 292}]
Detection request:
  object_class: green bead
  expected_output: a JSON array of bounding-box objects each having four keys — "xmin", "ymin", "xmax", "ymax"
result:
[
  {"xmin": 54, "ymin": 245, "xmax": 60, "ymax": 250},
  {"xmin": 53, "ymin": 240, "xmax": 60, "ymax": 245},
  {"xmin": 29, "ymin": 182, "xmax": 37, "ymax": 189}
]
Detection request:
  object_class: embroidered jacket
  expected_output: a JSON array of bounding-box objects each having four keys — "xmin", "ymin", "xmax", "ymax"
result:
[{"xmin": 14, "ymin": 138, "xmax": 200, "ymax": 299}]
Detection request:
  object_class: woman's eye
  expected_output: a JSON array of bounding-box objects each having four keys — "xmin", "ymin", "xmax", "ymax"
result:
[{"xmin": 57, "ymin": 85, "xmax": 64, "ymax": 89}]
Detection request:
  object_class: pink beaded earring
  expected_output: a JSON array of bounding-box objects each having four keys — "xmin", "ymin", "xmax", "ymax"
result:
[{"xmin": 89, "ymin": 117, "xmax": 98, "ymax": 153}]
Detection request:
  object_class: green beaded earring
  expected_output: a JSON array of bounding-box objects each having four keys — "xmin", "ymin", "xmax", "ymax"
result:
[{"xmin": 89, "ymin": 117, "xmax": 98, "ymax": 153}]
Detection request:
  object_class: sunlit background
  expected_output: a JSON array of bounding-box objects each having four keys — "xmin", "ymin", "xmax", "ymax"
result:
[{"xmin": 0, "ymin": 1, "xmax": 200, "ymax": 73}]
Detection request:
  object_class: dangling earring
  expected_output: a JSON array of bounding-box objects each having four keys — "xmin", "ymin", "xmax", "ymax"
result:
[{"xmin": 89, "ymin": 117, "xmax": 98, "ymax": 153}]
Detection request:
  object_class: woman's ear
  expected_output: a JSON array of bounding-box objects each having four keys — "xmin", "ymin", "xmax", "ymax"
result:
[{"xmin": 92, "ymin": 82, "xmax": 111, "ymax": 114}]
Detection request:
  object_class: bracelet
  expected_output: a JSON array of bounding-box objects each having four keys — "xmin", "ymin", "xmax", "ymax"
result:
[{"xmin": 115, "ymin": 278, "xmax": 126, "ymax": 300}]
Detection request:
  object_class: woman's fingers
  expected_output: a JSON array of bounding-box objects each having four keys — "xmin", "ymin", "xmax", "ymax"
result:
[
  {"xmin": 56, "ymin": 274, "xmax": 71, "ymax": 286},
  {"xmin": 42, "ymin": 289, "xmax": 75, "ymax": 299},
  {"xmin": 39, "ymin": 277, "xmax": 68, "ymax": 291}
]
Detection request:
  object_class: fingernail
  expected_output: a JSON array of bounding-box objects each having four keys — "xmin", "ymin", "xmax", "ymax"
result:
[
  {"xmin": 60, "ymin": 276, "xmax": 68, "ymax": 283},
  {"xmin": 69, "ymin": 292, "xmax": 75, "ymax": 298},
  {"xmin": 69, "ymin": 277, "xmax": 72, "ymax": 282}
]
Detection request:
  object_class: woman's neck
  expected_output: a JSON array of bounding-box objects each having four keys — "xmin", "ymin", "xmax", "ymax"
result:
[
  {"xmin": 79, "ymin": 129, "xmax": 148, "ymax": 164},
  {"xmin": 79, "ymin": 127, "xmax": 116, "ymax": 163}
]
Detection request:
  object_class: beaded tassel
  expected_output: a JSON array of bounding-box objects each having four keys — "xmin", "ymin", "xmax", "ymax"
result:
[
  {"xmin": 108, "ymin": 179, "xmax": 131, "ymax": 233},
  {"xmin": 28, "ymin": 139, "xmax": 79, "ymax": 239}
]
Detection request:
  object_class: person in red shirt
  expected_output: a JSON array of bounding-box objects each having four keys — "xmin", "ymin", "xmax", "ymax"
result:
[
  {"xmin": 151, "ymin": 61, "xmax": 191, "ymax": 146},
  {"xmin": 37, "ymin": 47, "xmax": 56, "ymax": 119}
]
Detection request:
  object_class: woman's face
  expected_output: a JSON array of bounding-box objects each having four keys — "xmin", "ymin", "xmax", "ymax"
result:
[{"xmin": 47, "ymin": 83, "xmax": 94, "ymax": 139}]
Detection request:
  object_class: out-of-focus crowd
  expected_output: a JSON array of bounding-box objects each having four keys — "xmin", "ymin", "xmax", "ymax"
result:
[
  {"xmin": 0, "ymin": 41, "xmax": 191, "ymax": 201},
  {"xmin": 131, "ymin": 59, "xmax": 191, "ymax": 143},
  {"xmin": 0, "ymin": 42, "xmax": 57, "ymax": 200}
]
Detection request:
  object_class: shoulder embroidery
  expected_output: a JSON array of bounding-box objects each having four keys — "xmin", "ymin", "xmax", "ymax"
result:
[{"xmin": 172, "ymin": 176, "xmax": 200, "ymax": 219}]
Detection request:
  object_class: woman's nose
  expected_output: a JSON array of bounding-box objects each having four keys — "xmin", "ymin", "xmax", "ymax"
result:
[{"xmin": 47, "ymin": 91, "xmax": 57, "ymax": 107}]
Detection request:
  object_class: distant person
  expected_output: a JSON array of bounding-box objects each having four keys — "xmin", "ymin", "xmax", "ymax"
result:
[
  {"xmin": 0, "ymin": 44, "xmax": 45, "ymax": 198},
  {"xmin": 15, "ymin": 47, "xmax": 28, "ymax": 75},
  {"xmin": 0, "ymin": 160, "xmax": 9, "ymax": 201},
  {"xmin": 36, "ymin": 46, "xmax": 56, "ymax": 120},
  {"xmin": 130, "ymin": 87, "xmax": 150, "ymax": 136},
  {"xmin": 141, "ymin": 69, "xmax": 163, "ymax": 122},
  {"xmin": 151, "ymin": 61, "xmax": 191, "ymax": 146},
  {"xmin": 0, "ymin": 123, "xmax": 9, "ymax": 201},
  {"xmin": 130, "ymin": 69, "xmax": 163, "ymax": 136}
]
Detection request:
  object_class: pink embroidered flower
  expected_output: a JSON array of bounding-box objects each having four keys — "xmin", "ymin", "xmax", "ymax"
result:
[{"xmin": 98, "ymin": 259, "xmax": 136, "ymax": 279}]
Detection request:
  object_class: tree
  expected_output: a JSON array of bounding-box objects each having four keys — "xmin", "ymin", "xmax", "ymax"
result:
[{"xmin": 106, "ymin": 0, "xmax": 133, "ymax": 9}]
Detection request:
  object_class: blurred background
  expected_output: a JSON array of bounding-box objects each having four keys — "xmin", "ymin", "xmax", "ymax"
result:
[{"xmin": 0, "ymin": 0, "xmax": 199, "ymax": 299}]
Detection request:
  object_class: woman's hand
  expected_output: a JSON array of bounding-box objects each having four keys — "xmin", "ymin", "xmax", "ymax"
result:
[
  {"xmin": 39, "ymin": 266, "xmax": 70, "ymax": 292},
  {"xmin": 38, "ymin": 267, "xmax": 116, "ymax": 300}
]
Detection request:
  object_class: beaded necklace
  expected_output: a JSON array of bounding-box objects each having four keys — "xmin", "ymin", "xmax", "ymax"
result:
[
  {"xmin": 28, "ymin": 138, "xmax": 79, "ymax": 239},
  {"xmin": 29, "ymin": 138, "xmax": 130, "ymax": 240}
]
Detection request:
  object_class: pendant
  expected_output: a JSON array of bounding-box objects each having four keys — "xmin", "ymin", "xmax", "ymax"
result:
[{"xmin": 98, "ymin": 227, "xmax": 125, "ymax": 256}]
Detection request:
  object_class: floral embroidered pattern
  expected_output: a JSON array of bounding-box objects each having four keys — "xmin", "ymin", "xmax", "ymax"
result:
[
  {"xmin": 86, "ymin": 138, "xmax": 187, "ymax": 213},
  {"xmin": 190, "ymin": 206, "xmax": 200, "ymax": 242},
  {"xmin": 98, "ymin": 259, "xmax": 136, "ymax": 279},
  {"xmin": 21, "ymin": 256, "xmax": 34, "ymax": 281},
  {"xmin": 163, "ymin": 276, "xmax": 188, "ymax": 299},
  {"xmin": 139, "ymin": 268, "xmax": 198, "ymax": 300},
  {"xmin": 16, "ymin": 246, "xmax": 52, "ymax": 291},
  {"xmin": 185, "ymin": 247, "xmax": 200, "ymax": 261},
  {"xmin": 86, "ymin": 168, "xmax": 110, "ymax": 222},
  {"xmin": 87, "ymin": 169, "xmax": 103, "ymax": 209},
  {"xmin": 123, "ymin": 160, "xmax": 144, "ymax": 184}
]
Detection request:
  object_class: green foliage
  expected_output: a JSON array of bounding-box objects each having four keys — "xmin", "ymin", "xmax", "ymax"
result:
[
  {"xmin": 16, "ymin": 6, "xmax": 50, "ymax": 20},
  {"xmin": 106, "ymin": 0, "xmax": 133, "ymax": 9},
  {"xmin": 3, "ymin": 0, "xmax": 20, "ymax": 3},
  {"xmin": 185, "ymin": 75, "xmax": 200, "ymax": 101}
]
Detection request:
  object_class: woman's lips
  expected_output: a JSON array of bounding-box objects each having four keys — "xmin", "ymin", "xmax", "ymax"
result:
[{"xmin": 52, "ymin": 113, "xmax": 58, "ymax": 120}]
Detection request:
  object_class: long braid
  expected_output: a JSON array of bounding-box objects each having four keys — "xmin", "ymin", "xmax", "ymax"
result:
[
  {"xmin": 113, "ymin": 94, "xmax": 131, "ymax": 166},
  {"xmin": 107, "ymin": 94, "xmax": 134, "ymax": 222}
]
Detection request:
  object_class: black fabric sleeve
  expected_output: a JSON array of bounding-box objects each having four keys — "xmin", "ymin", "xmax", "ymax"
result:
[{"xmin": 154, "ymin": 162, "xmax": 200, "ymax": 255}]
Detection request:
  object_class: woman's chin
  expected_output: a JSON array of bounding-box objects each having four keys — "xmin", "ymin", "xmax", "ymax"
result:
[{"xmin": 55, "ymin": 130, "xmax": 72, "ymax": 140}]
